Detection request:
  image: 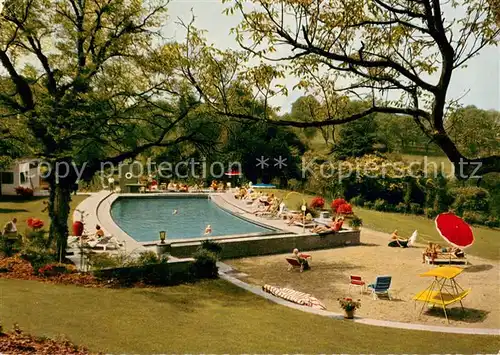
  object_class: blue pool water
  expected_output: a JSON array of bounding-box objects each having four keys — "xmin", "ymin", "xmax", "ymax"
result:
[{"xmin": 110, "ymin": 197, "xmax": 273, "ymax": 242}]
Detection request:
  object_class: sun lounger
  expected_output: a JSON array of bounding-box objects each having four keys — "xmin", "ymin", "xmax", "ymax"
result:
[
  {"xmin": 293, "ymin": 221, "xmax": 315, "ymax": 228},
  {"xmin": 86, "ymin": 236, "xmax": 123, "ymax": 251},
  {"xmin": 367, "ymin": 275, "xmax": 392, "ymax": 300},
  {"xmin": 425, "ymin": 253, "xmax": 468, "ymax": 265}
]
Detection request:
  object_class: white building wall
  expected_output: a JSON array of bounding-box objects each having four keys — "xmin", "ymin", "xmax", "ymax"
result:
[{"xmin": 0, "ymin": 159, "xmax": 41, "ymax": 196}]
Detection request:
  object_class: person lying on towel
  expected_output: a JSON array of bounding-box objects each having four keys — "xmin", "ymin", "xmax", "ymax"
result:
[
  {"xmin": 387, "ymin": 230, "xmax": 409, "ymax": 248},
  {"xmin": 292, "ymin": 248, "xmax": 310, "ymax": 271}
]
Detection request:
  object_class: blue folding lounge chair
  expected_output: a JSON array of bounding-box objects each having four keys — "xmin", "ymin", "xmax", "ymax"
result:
[{"xmin": 367, "ymin": 276, "xmax": 392, "ymax": 300}]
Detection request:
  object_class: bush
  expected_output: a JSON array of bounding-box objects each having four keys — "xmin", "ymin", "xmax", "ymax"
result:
[
  {"xmin": 373, "ymin": 199, "xmax": 387, "ymax": 211},
  {"xmin": 14, "ymin": 186, "xmax": 34, "ymax": 197},
  {"xmin": 38, "ymin": 263, "xmax": 74, "ymax": 277},
  {"xmin": 424, "ymin": 208, "xmax": 438, "ymax": 219},
  {"xmin": 200, "ymin": 240, "xmax": 222, "ymax": 257},
  {"xmin": 409, "ymin": 203, "xmax": 423, "ymax": 215},
  {"xmin": 484, "ymin": 216, "xmax": 500, "ymax": 228},
  {"xmin": 337, "ymin": 203, "xmax": 353, "ymax": 215},
  {"xmin": 86, "ymin": 252, "xmax": 123, "ymax": 270},
  {"xmin": 450, "ymin": 187, "xmax": 490, "ymax": 215},
  {"xmin": 395, "ymin": 202, "xmax": 408, "ymax": 213},
  {"xmin": 364, "ymin": 201, "xmax": 373, "ymax": 209},
  {"xmin": 287, "ymin": 179, "xmax": 302, "ymax": 191},
  {"xmin": 331, "ymin": 198, "xmax": 348, "ymax": 212},
  {"xmin": 19, "ymin": 248, "xmax": 56, "ymax": 272},
  {"xmin": 0, "ymin": 236, "xmax": 22, "ymax": 257},
  {"xmin": 135, "ymin": 251, "xmax": 168, "ymax": 266},
  {"xmin": 310, "ymin": 196, "xmax": 325, "ymax": 209},
  {"xmin": 349, "ymin": 215, "xmax": 363, "ymax": 228},
  {"xmin": 462, "ymin": 211, "xmax": 487, "ymax": 225},
  {"xmin": 191, "ymin": 249, "xmax": 218, "ymax": 279},
  {"xmin": 349, "ymin": 196, "xmax": 365, "ymax": 207}
]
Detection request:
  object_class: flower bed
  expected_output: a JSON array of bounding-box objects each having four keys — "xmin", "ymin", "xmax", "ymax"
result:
[{"xmin": 0, "ymin": 324, "xmax": 90, "ymax": 354}]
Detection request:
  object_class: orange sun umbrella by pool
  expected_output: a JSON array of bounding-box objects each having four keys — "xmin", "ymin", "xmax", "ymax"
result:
[{"xmin": 435, "ymin": 212, "xmax": 474, "ymax": 249}]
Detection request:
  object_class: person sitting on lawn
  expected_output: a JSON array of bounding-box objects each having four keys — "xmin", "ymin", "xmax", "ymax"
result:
[
  {"xmin": 292, "ymin": 248, "xmax": 310, "ymax": 271},
  {"xmin": 388, "ymin": 230, "xmax": 409, "ymax": 247},
  {"xmin": 2, "ymin": 217, "xmax": 18, "ymax": 238}
]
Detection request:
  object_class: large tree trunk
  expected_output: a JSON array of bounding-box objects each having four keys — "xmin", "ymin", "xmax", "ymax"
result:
[
  {"xmin": 46, "ymin": 163, "xmax": 75, "ymax": 262},
  {"xmin": 48, "ymin": 181, "xmax": 72, "ymax": 262}
]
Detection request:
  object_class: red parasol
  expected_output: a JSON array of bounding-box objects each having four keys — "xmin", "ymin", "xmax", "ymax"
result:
[
  {"xmin": 224, "ymin": 170, "xmax": 241, "ymax": 176},
  {"xmin": 435, "ymin": 212, "xmax": 474, "ymax": 249}
]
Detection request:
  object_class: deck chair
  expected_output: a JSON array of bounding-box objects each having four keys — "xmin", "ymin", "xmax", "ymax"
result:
[
  {"xmin": 367, "ymin": 275, "xmax": 392, "ymax": 300},
  {"xmin": 286, "ymin": 257, "xmax": 309, "ymax": 272},
  {"xmin": 87, "ymin": 236, "xmax": 123, "ymax": 251},
  {"xmin": 349, "ymin": 275, "xmax": 366, "ymax": 294}
]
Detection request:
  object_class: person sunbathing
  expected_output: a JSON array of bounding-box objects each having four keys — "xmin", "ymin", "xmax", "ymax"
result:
[
  {"xmin": 311, "ymin": 217, "xmax": 343, "ymax": 233},
  {"xmin": 287, "ymin": 212, "xmax": 313, "ymax": 226},
  {"xmin": 422, "ymin": 242, "xmax": 439, "ymax": 263},
  {"xmin": 292, "ymin": 248, "xmax": 310, "ymax": 271},
  {"xmin": 388, "ymin": 230, "xmax": 409, "ymax": 247},
  {"xmin": 95, "ymin": 225, "xmax": 105, "ymax": 239}
]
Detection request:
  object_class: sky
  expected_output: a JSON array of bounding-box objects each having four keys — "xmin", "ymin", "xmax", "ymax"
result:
[
  {"xmin": 0, "ymin": 0, "xmax": 497, "ymax": 113},
  {"xmin": 165, "ymin": 0, "xmax": 500, "ymax": 113}
]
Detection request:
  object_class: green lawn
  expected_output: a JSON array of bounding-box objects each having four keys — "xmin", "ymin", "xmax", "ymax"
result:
[
  {"xmin": 1, "ymin": 278, "xmax": 498, "ymax": 353},
  {"xmin": 259, "ymin": 189, "xmax": 500, "ymax": 260},
  {"xmin": 0, "ymin": 195, "xmax": 88, "ymax": 232}
]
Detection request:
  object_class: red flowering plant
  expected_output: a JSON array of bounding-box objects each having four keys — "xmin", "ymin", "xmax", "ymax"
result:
[
  {"xmin": 38, "ymin": 263, "xmax": 72, "ymax": 277},
  {"xmin": 27, "ymin": 218, "xmax": 44, "ymax": 230},
  {"xmin": 331, "ymin": 198, "xmax": 347, "ymax": 212},
  {"xmin": 336, "ymin": 203, "xmax": 354, "ymax": 215},
  {"xmin": 310, "ymin": 196, "xmax": 325, "ymax": 209},
  {"xmin": 338, "ymin": 297, "xmax": 361, "ymax": 311}
]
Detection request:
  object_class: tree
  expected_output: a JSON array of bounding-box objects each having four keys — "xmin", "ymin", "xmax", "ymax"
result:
[
  {"xmin": 212, "ymin": 0, "xmax": 500, "ymax": 177},
  {"xmin": 288, "ymin": 95, "xmax": 335, "ymax": 147},
  {"xmin": 334, "ymin": 114, "xmax": 380, "ymax": 159},
  {"xmin": 0, "ymin": 0, "xmax": 212, "ymax": 259},
  {"xmin": 446, "ymin": 106, "xmax": 500, "ymax": 158}
]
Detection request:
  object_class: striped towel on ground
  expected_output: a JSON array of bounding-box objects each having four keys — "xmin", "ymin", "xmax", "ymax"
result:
[{"xmin": 262, "ymin": 284, "xmax": 327, "ymax": 310}]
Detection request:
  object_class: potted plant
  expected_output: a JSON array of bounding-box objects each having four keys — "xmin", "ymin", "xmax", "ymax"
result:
[
  {"xmin": 338, "ymin": 297, "xmax": 361, "ymax": 319},
  {"xmin": 349, "ymin": 215, "xmax": 363, "ymax": 230}
]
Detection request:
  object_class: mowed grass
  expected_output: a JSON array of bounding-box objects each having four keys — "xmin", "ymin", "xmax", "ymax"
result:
[
  {"xmin": 1, "ymin": 278, "xmax": 499, "ymax": 354},
  {"xmin": 258, "ymin": 189, "xmax": 500, "ymax": 260},
  {"xmin": 0, "ymin": 195, "xmax": 88, "ymax": 232}
]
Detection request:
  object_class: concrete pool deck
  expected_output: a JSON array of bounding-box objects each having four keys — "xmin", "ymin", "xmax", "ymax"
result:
[{"xmin": 74, "ymin": 190, "xmax": 359, "ymax": 260}]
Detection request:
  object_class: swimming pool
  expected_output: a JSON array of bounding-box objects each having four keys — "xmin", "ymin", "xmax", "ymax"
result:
[{"xmin": 110, "ymin": 196, "xmax": 274, "ymax": 242}]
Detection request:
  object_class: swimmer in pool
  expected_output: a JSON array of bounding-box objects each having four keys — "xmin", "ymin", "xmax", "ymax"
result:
[
  {"xmin": 204, "ymin": 225, "xmax": 212, "ymax": 235},
  {"xmin": 173, "ymin": 209, "xmax": 178, "ymax": 215}
]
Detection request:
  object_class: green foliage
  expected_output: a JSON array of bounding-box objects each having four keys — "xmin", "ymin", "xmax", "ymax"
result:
[
  {"xmin": 450, "ymin": 187, "xmax": 490, "ymax": 215},
  {"xmin": 0, "ymin": 236, "xmax": 22, "ymax": 257},
  {"xmin": 191, "ymin": 249, "xmax": 218, "ymax": 279},
  {"xmin": 135, "ymin": 251, "xmax": 169, "ymax": 266},
  {"xmin": 19, "ymin": 247, "xmax": 56, "ymax": 272},
  {"xmin": 199, "ymin": 240, "xmax": 222, "ymax": 257},
  {"xmin": 349, "ymin": 196, "xmax": 365, "ymax": 206},
  {"xmin": 373, "ymin": 199, "xmax": 388, "ymax": 211},
  {"xmin": 333, "ymin": 114, "xmax": 382, "ymax": 159},
  {"xmin": 484, "ymin": 216, "xmax": 500, "ymax": 228},
  {"xmin": 462, "ymin": 211, "xmax": 487, "ymax": 225},
  {"xmin": 349, "ymin": 215, "xmax": 363, "ymax": 227},
  {"xmin": 409, "ymin": 203, "xmax": 423, "ymax": 215}
]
